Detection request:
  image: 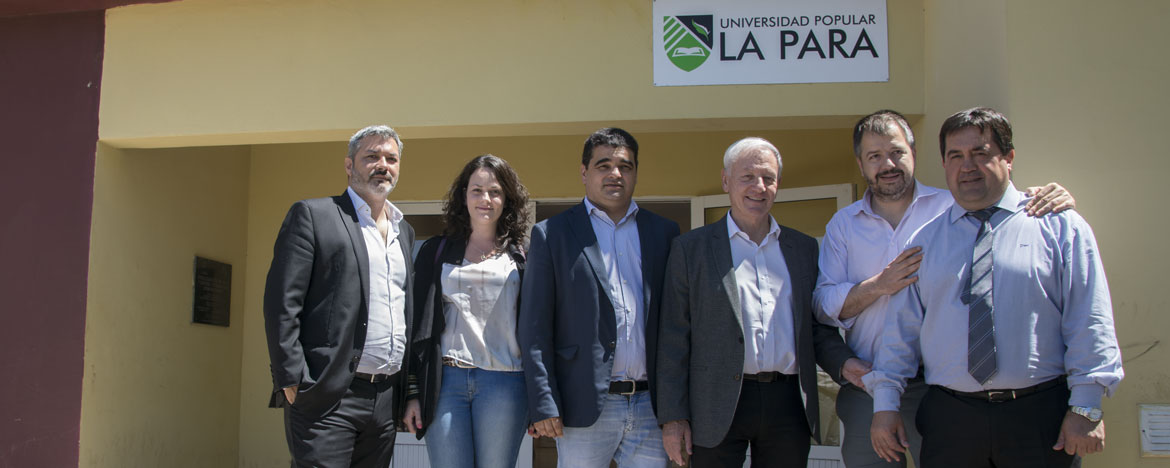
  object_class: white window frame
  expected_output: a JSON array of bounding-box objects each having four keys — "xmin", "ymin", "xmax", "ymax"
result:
[{"xmin": 688, "ymin": 183, "xmax": 854, "ymax": 230}]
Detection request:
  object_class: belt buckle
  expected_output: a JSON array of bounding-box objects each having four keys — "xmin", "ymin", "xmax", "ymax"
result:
[
  {"xmin": 444, "ymin": 356, "xmax": 475, "ymax": 369},
  {"xmin": 984, "ymin": 390, "xmax": 1015, "ymax": 402},
  {"xmin": 616, "ymin": 379, "xmax": 636, "ymax": 396}
]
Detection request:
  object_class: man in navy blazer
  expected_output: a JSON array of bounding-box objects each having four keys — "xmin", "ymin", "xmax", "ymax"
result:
[
  {"xmin": 263, "ymin": 126, "xmax": 415, "ymax": 467},
  {"xmin": 519, "ymin": 128, "xmax": 680, "ymax": 468}
]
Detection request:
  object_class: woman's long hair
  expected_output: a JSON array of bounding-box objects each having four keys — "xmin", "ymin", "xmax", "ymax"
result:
[{"xmin": 440, "ymin": 154, "xmax": 531, "ymax": 248}]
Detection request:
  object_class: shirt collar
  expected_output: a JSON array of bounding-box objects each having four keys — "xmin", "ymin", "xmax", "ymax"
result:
[
  {"xmin": 347, "ymin": 186, "xmax": 404, "ymax": 225},
  {"xmin": 856, "ymin": 180, "xmax": 940, "ymax": 218},
  {"xmin": 726, "ymin": 211, "xmax": 781, "ymax": 241},
  {"xmin": 947, "ymin": 182, "xmax": 1023, "ymax": 223},
  {"xmin": 583, "ymin": 197, "xmax": 639, "ymax": 226}
]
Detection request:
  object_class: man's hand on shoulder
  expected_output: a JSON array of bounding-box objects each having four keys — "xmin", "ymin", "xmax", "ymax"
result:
[
  {"xmin": 662, "ymin": 419, "xmax": 692, "ymax": 466},
  {"xmin": 533, "ymin": 417, "xmax": 563, "ymax": 438},
  {"xmin": 1024, "ymin": 183, "xmax": 1076, "ymax": 216},
  {"xmin": 1054, "ymin": 409, "xmax": 1105, "ymax": 456}
]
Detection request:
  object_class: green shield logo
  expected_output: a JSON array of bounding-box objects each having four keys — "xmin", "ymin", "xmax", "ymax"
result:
[{"xmin": 663, "ymin": 15, "xmax": 713, "ymax": 72}]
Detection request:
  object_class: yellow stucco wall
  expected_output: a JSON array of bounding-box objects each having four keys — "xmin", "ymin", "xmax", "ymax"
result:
[
  {"xmin": 921, "ymin": 1, "xmax": 1170, "ymax": 465},
  {"xmin": 1005, "ymin": 2, "xmax": 1170, "ymax": 465},
  {"xmin": 82, "ymin": 144, "xmax": 251, "ymax": 467},
  {"xmin": 99, "ymin": 0, "xmax": 925, "ymax": 147}
]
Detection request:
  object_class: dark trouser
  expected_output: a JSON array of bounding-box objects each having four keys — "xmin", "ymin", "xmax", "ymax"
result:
[
  {"xmin": 284, "ymin": 376, "xmax": 399, "ymax": 468},
  {"xmin": 916, "ymin": 380, "xmax": 1075, "ymax": 468},
  {"xmin": 837, "ymin": 377, "xmax": 927, "ymax": 468},
  {"xmin": 691, "ymin": 377, "xmax": 810, "ymax": 468}
]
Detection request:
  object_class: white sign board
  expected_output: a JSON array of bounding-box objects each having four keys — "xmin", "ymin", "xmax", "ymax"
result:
[{"xmin": 653, "ymin": 0, "xmax": 889, "ymax": 86}]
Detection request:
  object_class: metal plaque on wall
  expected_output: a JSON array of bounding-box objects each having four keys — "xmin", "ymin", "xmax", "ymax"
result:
[{"xmin": 192, "ymin": 256, "xmax": 231, "ymax": 327}]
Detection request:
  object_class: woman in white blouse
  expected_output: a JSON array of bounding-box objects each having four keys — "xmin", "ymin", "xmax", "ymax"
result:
[{"xmin": 403, "ymin": 154, "xmax": 531, "ymax": 468}]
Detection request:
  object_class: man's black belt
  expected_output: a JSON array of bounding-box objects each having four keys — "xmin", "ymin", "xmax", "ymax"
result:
[
  {"xmin": 938, "ymin": 376, "xmax": 1065, "ymax": 403},
  {"xmin": 354, "ymin": 371, "xmax": 392, "ymax": 383},
  {"xmin": 608, "ymin": 380, "xmax": 649, "ymax": 395},
  {"xmin": 743, "ymin": 372, "xmax": 797, "ymax": 383}
]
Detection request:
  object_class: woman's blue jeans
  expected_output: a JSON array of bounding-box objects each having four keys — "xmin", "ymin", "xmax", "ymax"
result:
[{"xmin": 425, "ymin": 365, "xmax": 528, "ymax": 468}]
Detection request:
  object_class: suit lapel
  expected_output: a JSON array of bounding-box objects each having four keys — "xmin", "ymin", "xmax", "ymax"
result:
[
  {"xmin": 337, "ymin": 192, "xmax": 370, "ymax": 312},
  {"xmin": 636, "ymin": 210, "xmax": 654, "ymax": 311},
  {"xmin": 711, "ymin": 216, "xmax": 744, "ymax": 330},
  {"xmin": 777, "ymin": 228, "xmax": 804, "ymax": 352},
  {"xmin": 395, "ymin": 219, "xmax": 413, "ymax": 329},
  {"xmin": 568, "ymin": 203, "xmax": 620, "ymax": 309}
]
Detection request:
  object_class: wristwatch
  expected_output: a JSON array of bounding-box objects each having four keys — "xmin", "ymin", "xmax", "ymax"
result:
[{"xmin": 1070, "ymin": 406, "xmax": 1103, "ymax": 422}]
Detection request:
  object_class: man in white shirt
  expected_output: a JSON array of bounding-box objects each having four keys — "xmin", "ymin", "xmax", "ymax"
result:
[
  {"xmin": 814, "ymin": 110, "xmax": 1074, "ymax": 467},
  {"xmin": 263, "ymin": 125, "xmax": 416, "ymax": 467}
]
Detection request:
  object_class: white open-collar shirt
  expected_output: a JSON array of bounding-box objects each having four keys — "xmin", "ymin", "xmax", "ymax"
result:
[
  {"xmin": 727, "ymin": 213, "xmax": 797, "ymax": 375},
  {"xmin": 347, "ymin": 187, "xmax": 407, "ymax": 376}
]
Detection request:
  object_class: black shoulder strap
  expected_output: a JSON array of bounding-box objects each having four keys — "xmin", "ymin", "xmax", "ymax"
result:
[{"xmin": 434, "ymin": 237, "xmax": 448, "ymax": 268}]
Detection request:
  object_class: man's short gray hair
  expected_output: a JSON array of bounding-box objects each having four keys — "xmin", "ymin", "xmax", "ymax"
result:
[
  {"xmin": 723, "ymin": 137, "xmax": 782, "ymax": 175},
  {"xmin": 348, "ymin": 125, "xmax": 403, "ymax": 159}
]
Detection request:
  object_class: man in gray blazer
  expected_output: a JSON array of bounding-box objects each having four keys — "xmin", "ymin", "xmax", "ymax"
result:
[
  {"xmin": 656, "ymin": 137, "xmax": 865, "ymax": 467},
  {"xmin": 263, "ymin": 125, "xmax": 415, "ymax": 467}
]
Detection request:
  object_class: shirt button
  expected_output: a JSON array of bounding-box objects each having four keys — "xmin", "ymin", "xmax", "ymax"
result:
[{"xmin": 609, "ymin": 341, "xmax": 617, "ymax": 348}]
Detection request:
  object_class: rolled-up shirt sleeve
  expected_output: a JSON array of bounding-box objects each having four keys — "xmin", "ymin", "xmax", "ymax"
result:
[
  {"xmin": 814, "ymin": 216, "xmax": 859, "ymax": 330},
  {"xmin": 864, "ymin": 283, "xmax": 924, "ymax": 413},
  {"xmin": 1059, "ymin": 215, "xmax": 1123, "ymax": 409}
]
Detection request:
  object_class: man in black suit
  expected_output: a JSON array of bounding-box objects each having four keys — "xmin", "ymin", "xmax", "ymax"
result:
[
  {"xmin": 263, "ymin": 125, "xmax": 415, "ymax": 467},
  {"xmin": 519, "ymin": 128, "xmax": 679, "ymax": 467}
]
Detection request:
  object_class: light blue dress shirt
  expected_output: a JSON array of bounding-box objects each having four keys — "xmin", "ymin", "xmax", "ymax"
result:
[
  {"xmin": 583, "ymin": 198, "xmax": 647, "ymax": 381},
  {"xmin": 815, "ymin": 182, "xmax": 953, "ymax": 363},
  {"xmin": 865, "ymin": 184, "xmax": 1123, "ymax": 412}
]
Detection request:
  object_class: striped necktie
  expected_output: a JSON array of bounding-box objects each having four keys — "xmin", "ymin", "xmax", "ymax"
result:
[{"xmin": 964, "ymin": 207, "xmax": 998, "ymax": 385}]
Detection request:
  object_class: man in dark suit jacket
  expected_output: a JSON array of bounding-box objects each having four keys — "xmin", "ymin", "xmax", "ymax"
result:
[
  {"xmin": 656, "ymin": 137, "xmax": 866, "ymax": 467},
  {"xmin": 519, "ymin": 128, "xmax": 680, "ymax": 468},
  {"xmin": 263, "ymin": 125, "xmax": 415, "ymax": 468}
]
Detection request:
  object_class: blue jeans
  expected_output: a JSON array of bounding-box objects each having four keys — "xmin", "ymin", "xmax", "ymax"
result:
[
  {"xmin": 556, "ymin": 391, "xmax": 667, "ymax": 468},
  {"xmin": 425, "ymin": 366, "xmax": 528, "ymax": 468}
]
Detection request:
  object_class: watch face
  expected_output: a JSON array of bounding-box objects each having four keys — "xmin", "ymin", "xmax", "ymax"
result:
[{"xmin": 1090, "ymin": 408, "xmax": 1103, "ymax": 420}]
